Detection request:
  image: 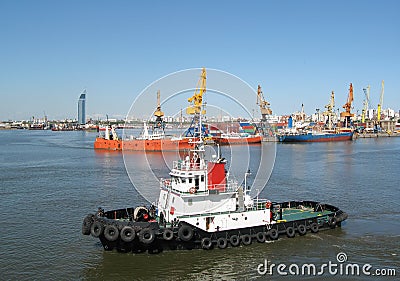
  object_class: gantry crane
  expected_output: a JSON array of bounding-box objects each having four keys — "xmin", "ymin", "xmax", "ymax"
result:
[
  {"xmin": 186, "ymin": 68, "xmax": 206, "ymax": 115},
  {"xmin": 323, "ymin": 91, "xmax": 335, "ymax": 130},
  {"xmin": 256, "ymin": 85, "xmax": 272, "ymax": 121},
  {"xmin": 340, "ymin": 83, "xmax": 354, "ymax": 127},
  {"xmin": 377, "ymin": 80, "xmax": 384, "ymax": 122}
]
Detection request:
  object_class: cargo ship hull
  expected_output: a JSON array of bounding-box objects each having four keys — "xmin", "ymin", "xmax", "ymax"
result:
[
  {"xmin": 94, "ymin": 137, "xmax": 195, "ymax": 151},
  {"xmin": 279, "ymin": 132, "xmax": 353, "ymax": 142},
  {"xmin": 213, "ymin": 135, "xmax": 262, "ymax": 145}
]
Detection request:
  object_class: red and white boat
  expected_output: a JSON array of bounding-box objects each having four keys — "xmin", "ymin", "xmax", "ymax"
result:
[{"xmin": 213, "ymin": 132, "xmax": 262, "ymax": 145}]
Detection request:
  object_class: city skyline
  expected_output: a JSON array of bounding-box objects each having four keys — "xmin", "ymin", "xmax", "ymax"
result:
[{"xmin": 1, "ymin": 1, "xmax": 399, "ymax": 121}]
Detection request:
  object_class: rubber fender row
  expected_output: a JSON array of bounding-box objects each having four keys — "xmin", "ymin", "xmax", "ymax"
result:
[
  {"xmin": 89, "ymin": 220, "xmax": 156, "ymax": 244},
  {"xmin": 200, "ymin": 223, "xmax": 321, "ymax": 250}
]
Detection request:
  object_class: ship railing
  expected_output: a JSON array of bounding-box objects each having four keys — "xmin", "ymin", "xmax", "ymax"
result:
[
  {"xmin": 177, "ymin": 207, "xmax": 263, "ymax": 219},
  {"xmin": 252, "ymin": 198, "xmax": 272, "ymax": 211},
  {"xmin": 160, "ymin": 179, "xmax": 210, "ymax": 196},
  {"xmin": 207, "ymin": 184, "xmax": 227, "ymax": 192},
  {"xmin": 226, "ymin": 181, "xmax": 238, "ymax": 192},
  {"xmin": 172, "ymin": 160, "xmax": 204, "ymax": 170}
]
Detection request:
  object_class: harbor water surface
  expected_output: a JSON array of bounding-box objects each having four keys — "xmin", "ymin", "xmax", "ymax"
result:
[{"xmin": 0, "ymin": 130, "xmax": 399, "ymax": 280}]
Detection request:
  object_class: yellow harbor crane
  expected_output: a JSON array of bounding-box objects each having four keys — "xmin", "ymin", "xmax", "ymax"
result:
[
  {"xmin": 323, "ymin": 91, "xmax": 335, "ymax": 130},
  {"xmin": 256, "ymin": 85, "xmax": 272, "ymax": 121},
  {"xmin": 377, "ymin": 80, "xmax": 384, "ymax": 122},
  {"xmin": 186, "ymin": 68, "xmax": 206, "ymax": 115}
]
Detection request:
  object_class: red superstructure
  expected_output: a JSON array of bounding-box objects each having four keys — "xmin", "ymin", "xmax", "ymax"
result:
[{"xmin": 207, "ymin": 162, "xmax": 226, "ymax": 192}]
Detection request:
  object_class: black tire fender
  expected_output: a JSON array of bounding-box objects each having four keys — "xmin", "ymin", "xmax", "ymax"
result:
[
  {"xmin": 241, "ymin": 234, "xmax": 252, "ymax": 245},
  {"xmin": 328, "ymin": 217, "xmax": 337, "ymax": 229},
  {"xmin": 268, "ymin": 229, "xmax": 279, "ymax": 240},
  {"xmin": 82, "ymin": 214, "xmax": 93, "ymax": 235},
  {"xmin": 139, "ymin": 228, "xmax": 155, "ymax": 244},
  {"xmin": 297, "ymin": 224, "xmax": 307, "ymax": 236},
  {"xmin": 178, "ymin": 225, "xmax": 193, "ymax": 241},
  {"xmin": 286, "ymin": 226, "xmax": 295, "ymax": 238},
  {"xmin": 201, "ymin": 237, "xmax": 212, "ymax": 250},
  {"xmin": 104, "ymin": 224, "xmax": 119, "ymax": 242},
  {"xmin": 310, "ymin": 222, "xmax": 319, "ymax": 233},
  {"xmin": 163, "ymin": 228, "xmax": 174, "ymax": 241},
  {"xmin": 90, "ymin": 221, "xmax": 104, "ymax": 238},
  {"xmin": 217, "ymin": 237, "xmax": 228, "ymax": 249},
  {"xmin": 256, "ymin": 232, "xmax": 266, "ymax": 243},
  {"xmin": 229, "ymin": 235, "xmax": 240, "ymax": 247},
  {"xmin": 120, "ymin": 226, "xmax": 135, "ymax": 242}
]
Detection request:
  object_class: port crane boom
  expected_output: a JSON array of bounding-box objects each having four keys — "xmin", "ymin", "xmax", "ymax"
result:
[
  {"xmin": 340, "ymin": 83, "xmax": 354, "ymax": 128},
  {"xmin": 153, "ymin": 90, "xmax": 164, "ymax": 130},
  {"xmin": 256, "ymin": 85, "xmax": 272, "ymax": 121},
  {"xmin": 362, "ymin": 85, "xmax": 370, "ymax": 123},
  {"xmin": 323, "ymin": 91, "xmax": 335, "ymax": 129},
  {"xmin": 154, "ymin": 90, "xmax": 164, "ymax": 118}
]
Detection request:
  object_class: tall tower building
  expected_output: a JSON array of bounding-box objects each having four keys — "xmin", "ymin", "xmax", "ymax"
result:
[{"xmin": 78, "ymin": 89, "xmax": 86, "ymax": 125}]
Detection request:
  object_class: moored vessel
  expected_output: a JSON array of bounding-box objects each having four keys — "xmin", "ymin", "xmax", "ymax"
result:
[
  {"xmin": 94, "ymin": 124, "xmax": 195, "ymax": 151},
  {"xmin": 278, "ymin": 89, "xmax": 354, "ymax": 143},
  {"xmin": 213, "ymin": 122, "xmax": 262, "ymax": 145},
  {"xmin": 213, "ymin": 132, "xmax": 262, "ymax": 145},
  {"xmin": 278, "ymin": 131, "xmax": 353, "ymax": 142},
  {"xmin": 94, "ymin": 90, "xmax": 195, "ymax": 152}
]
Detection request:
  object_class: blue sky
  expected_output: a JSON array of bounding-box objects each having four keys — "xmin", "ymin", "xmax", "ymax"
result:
[{"xmin": 0, "ymin": 0, "xmax": 399, "ymax": 121}]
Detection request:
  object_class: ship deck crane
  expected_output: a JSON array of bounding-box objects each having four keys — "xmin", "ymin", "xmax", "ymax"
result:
[
  {"xmin": 340, "ymin": 83, "xmax": 354, "ymax": 127},
  {"xmin": 377, "ymin": 80, "xmax": 384, "ymax": 122},
  {"xmin": 256, "ymin": 85, "xmax": 272, "ymax": 121}
]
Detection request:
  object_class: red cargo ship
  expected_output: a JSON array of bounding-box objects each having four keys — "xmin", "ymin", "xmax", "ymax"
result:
[{"xmin": 94, "ymin": 124, "xmax": 195, "ymax": 151}]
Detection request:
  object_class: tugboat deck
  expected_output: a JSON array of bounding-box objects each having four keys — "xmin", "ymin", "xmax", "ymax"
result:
[{"xmin": 279, "ymin": 208, "xmax": 333, "ymax": 222}]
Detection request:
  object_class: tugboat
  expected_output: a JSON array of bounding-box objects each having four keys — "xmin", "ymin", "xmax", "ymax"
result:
[
  {"xmin": 82, "ymin": 122, "xmax": 348, "ymax": 253},
  {"xmin": 82, "ymin": 69, "xmax": 347, "ymax": 253}
]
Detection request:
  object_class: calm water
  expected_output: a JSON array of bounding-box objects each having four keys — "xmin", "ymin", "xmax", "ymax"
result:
[{"xmin": 0, "ymin": 130, "xmax": 399, "ymax": 280}]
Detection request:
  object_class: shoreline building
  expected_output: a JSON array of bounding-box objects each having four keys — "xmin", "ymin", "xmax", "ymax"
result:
[{"xmin": 78, "ymin": 89, "xmax": 86, "ymax": 125}]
